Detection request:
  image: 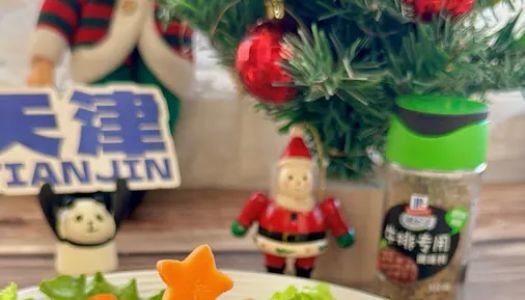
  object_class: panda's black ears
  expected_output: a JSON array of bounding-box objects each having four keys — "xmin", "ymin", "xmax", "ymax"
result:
[
  {"xmin": 91, "ymin": 192, "xmax": 111, "ymax": 212},
  {"xmin": 38, "ymin": 184, "xmax": 59, "ymax": 237},
  {"xmin": 39, "ymin": 183, "xmax": 55, "ymax": 202},
  {"xmin": 62, "ymin": 196, "xmax": 75, "ymax": 208},
  {"xmin": 113, "ymin": 179, "xmax": 130, "ymax": 228}
]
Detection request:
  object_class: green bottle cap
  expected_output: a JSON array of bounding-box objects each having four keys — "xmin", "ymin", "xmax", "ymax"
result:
[{"xmin": 386, "ymin": 95, "xmax": 489, "ymax": 171}]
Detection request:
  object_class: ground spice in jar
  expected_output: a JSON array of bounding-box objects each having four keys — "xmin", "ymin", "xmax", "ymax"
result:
[
  {"xmin": 375, "ymin": 95, "xmax": 489, "ymax": 300},
  {"xmin": 376, "ymin": 166, "xmax": 482, "ymax": 300}
]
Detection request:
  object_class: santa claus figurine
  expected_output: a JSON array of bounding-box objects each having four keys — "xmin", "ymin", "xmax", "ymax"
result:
[
  {"xmin": 231, "ymin": 131, "xmax": 355, "ymax": 278},
  {"xmin": 26, "ymin": 0, "xmax": 194, "ymax": 131}
]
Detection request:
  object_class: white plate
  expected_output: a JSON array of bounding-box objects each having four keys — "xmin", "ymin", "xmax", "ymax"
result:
[{"xmin": 19, "ymin": 270, "xmax": 384, "ymax": 300}]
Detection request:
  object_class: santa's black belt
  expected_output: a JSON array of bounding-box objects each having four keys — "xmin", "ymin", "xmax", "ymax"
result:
[{"xmin": 258, "ymin": 227, "xmax": 326, "ymax": 243}]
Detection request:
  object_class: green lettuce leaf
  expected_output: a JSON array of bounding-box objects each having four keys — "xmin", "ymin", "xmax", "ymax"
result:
[
  {"xmin": 86, "ymin": 273, "xmax": 141, "ymax": 300},
  {"xmin": 145, "ymin": 290, "xmax": 164, "ymax": 300},
  {"xmin": 270, "ymin": 284, "xmax": 335, "ymax": 300},
  {"xmin": 0, "ymin": 283, "xmax": 18, "ymax": 300},
  {"xmin": 39, "ymin": 273, "xmax": 163, "ymax": 300},
  {"xmin": 39, "ymin": 275, "xmax": 87, "ymax": 300}
]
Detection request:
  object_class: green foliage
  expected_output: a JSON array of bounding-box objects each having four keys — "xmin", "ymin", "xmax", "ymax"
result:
[
  {"xmin": 0, "ymin": 283, "xmax": 18, "ymax": 300},
  {"xmin": 161, "ymin": 0, "xmax": 525, "ymax": 179},
  {"xmin": 159, "ymin": 0, "xmax": 264, "ymax": 65},
  {"xmin": 39, "ymin": 275, "xmax": 87, "ymax": 300},
  {"xmin": 38, "ymin": 273, "xmax": 164, "ymax": 300},
  {"xmin": 1, "ymin": 279, "xmax": 332, "ymax": 300},
  {"xmin": 270, "ymin": 284, "xmax": 335, "ymax": 300}
]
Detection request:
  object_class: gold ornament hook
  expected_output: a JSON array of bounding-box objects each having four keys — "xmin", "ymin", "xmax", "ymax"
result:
[
  {"xmin": 299, "ymin": 123, "xmax": 327, "ymax": 201},
  {"xmin": 265, "ymin": 0, "xmax": 285, "ymax": 20}
]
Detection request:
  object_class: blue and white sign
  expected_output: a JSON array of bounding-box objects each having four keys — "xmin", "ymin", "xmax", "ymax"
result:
[{"xmin": 0, "ymin": 85, "xmax": 180, "ymax": 195}]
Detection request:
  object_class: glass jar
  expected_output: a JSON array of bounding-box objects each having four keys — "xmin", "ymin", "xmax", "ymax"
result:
[{"xmin": 375, "ymin": 95, "xmax": 489, "ymax": 300}]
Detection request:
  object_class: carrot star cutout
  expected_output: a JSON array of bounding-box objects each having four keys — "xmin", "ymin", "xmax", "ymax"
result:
[{"xmin": 157, "ymin": 244, "xmax": 234, "ymax": 300}]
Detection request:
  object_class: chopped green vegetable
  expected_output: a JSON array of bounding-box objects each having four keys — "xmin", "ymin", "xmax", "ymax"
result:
[
  {"xmin": 39, "ymin": 273, "xmax": 163, "ymax": 300},
  {"xmin": 86, "ymin": 273, "xmax": 139, "ymax": 300},
  {"xmin": 39, "ymin": 274, "xmax": 87, "ymax": 300},
  {"xmin": 4, "ymin": 274, "xmax": 330, "ymax": 300},
  {"xmin": 144, "ymin": 291, "xmax": 164, "ymax": 300},
  {"xmin": 270, "ymin": 284, "xmax": 335, "ymax": 300},
  {"xmin": 0, "ymin": 283, "xmax": 18, "ymax": 300}
]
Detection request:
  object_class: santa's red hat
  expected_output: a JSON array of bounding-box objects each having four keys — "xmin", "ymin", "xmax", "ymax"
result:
[{"xmin": 280, "ymin": 128, "xmax": 312, "ymax": 164}]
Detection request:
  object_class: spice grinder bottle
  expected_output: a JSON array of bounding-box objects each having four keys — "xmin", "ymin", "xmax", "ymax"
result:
[{"xmin": 375, "ymin": 95, "xmax": 489, "ymax": 300}]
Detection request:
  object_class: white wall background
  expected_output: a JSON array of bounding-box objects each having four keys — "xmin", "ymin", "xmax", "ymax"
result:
[{"xmin": 1, "ymin": 0, "xmax": 524, "ymax": 185}]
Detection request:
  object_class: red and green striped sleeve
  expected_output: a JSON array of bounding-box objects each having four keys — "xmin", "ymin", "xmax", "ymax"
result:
[
  {"xmin": 37, "ymin": 0, "xmax": 84, "ymax": 43},
  {"xmin": 73, "ymin": 0, "xmax": 113, "ymax": 46},
  {"xmin": 154, "ymin": 5, "xmax": 193, "ymax": 61},
  {"xmin": 156, "ymin": 20, "xmax": 193, "ymax": 60}
]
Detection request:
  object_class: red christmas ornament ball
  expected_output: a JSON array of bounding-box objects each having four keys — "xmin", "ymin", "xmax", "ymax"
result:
[
  {"xmin": 445, "ymin": 0, "xmax": 475, "ymax": 16},
  {"xmin": 409, "ymin": 0, "xmax": 475, "ymax": 19},
  {"xmin": 235, "ymin": 21, "xmax": 296, "ymax": 104}
]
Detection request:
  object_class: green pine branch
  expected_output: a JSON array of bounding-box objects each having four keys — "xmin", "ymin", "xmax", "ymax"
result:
[{"xmin": 161, "ymin": 0, "xmax": 525, "ymax": 179}]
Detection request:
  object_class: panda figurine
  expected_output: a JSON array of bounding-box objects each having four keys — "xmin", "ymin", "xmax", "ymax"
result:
[{"xmin": 38, "ymin": 179, "xmax": 130, "ymax": 276}]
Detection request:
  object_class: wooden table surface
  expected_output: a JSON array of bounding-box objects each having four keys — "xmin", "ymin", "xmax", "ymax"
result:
[{"xmin": 1, "ymin": 183, "xmax": 524, "ymax": 299}]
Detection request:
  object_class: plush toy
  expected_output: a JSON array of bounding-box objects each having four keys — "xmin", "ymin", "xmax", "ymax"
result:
[
  {"xmin": 231, "ymin": 131, "xmax": 356, "ymax": 278},
  {"xmin": 27, "ymin": 0, "xmax": 194, "ymax": 131},
  {"xmin": 27, "ymin": 0, "xmax": 193, "ymax": 213},
  {"xmin": 38, "ymin": 179, "xmax": 130, "ymax": 275}
]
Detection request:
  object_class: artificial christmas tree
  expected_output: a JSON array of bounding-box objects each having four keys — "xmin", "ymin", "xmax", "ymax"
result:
[{"xmin": 160, "ymin": 0, "xmax": 525, "ymax": 179}]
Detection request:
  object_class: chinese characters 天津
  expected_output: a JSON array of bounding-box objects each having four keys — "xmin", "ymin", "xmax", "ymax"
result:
[{"xmin": 0, "ymin": 86, "xmax": 180, "ymax": 195}]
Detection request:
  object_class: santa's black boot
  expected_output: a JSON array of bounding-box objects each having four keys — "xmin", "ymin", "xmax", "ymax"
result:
[
  {"xmin": 296, "ymin": 267, "xmax": 313, "ymax": 278},
  {"xmin": 266, "ymin": 266, "xmax": 285, "ymax": 274}
]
